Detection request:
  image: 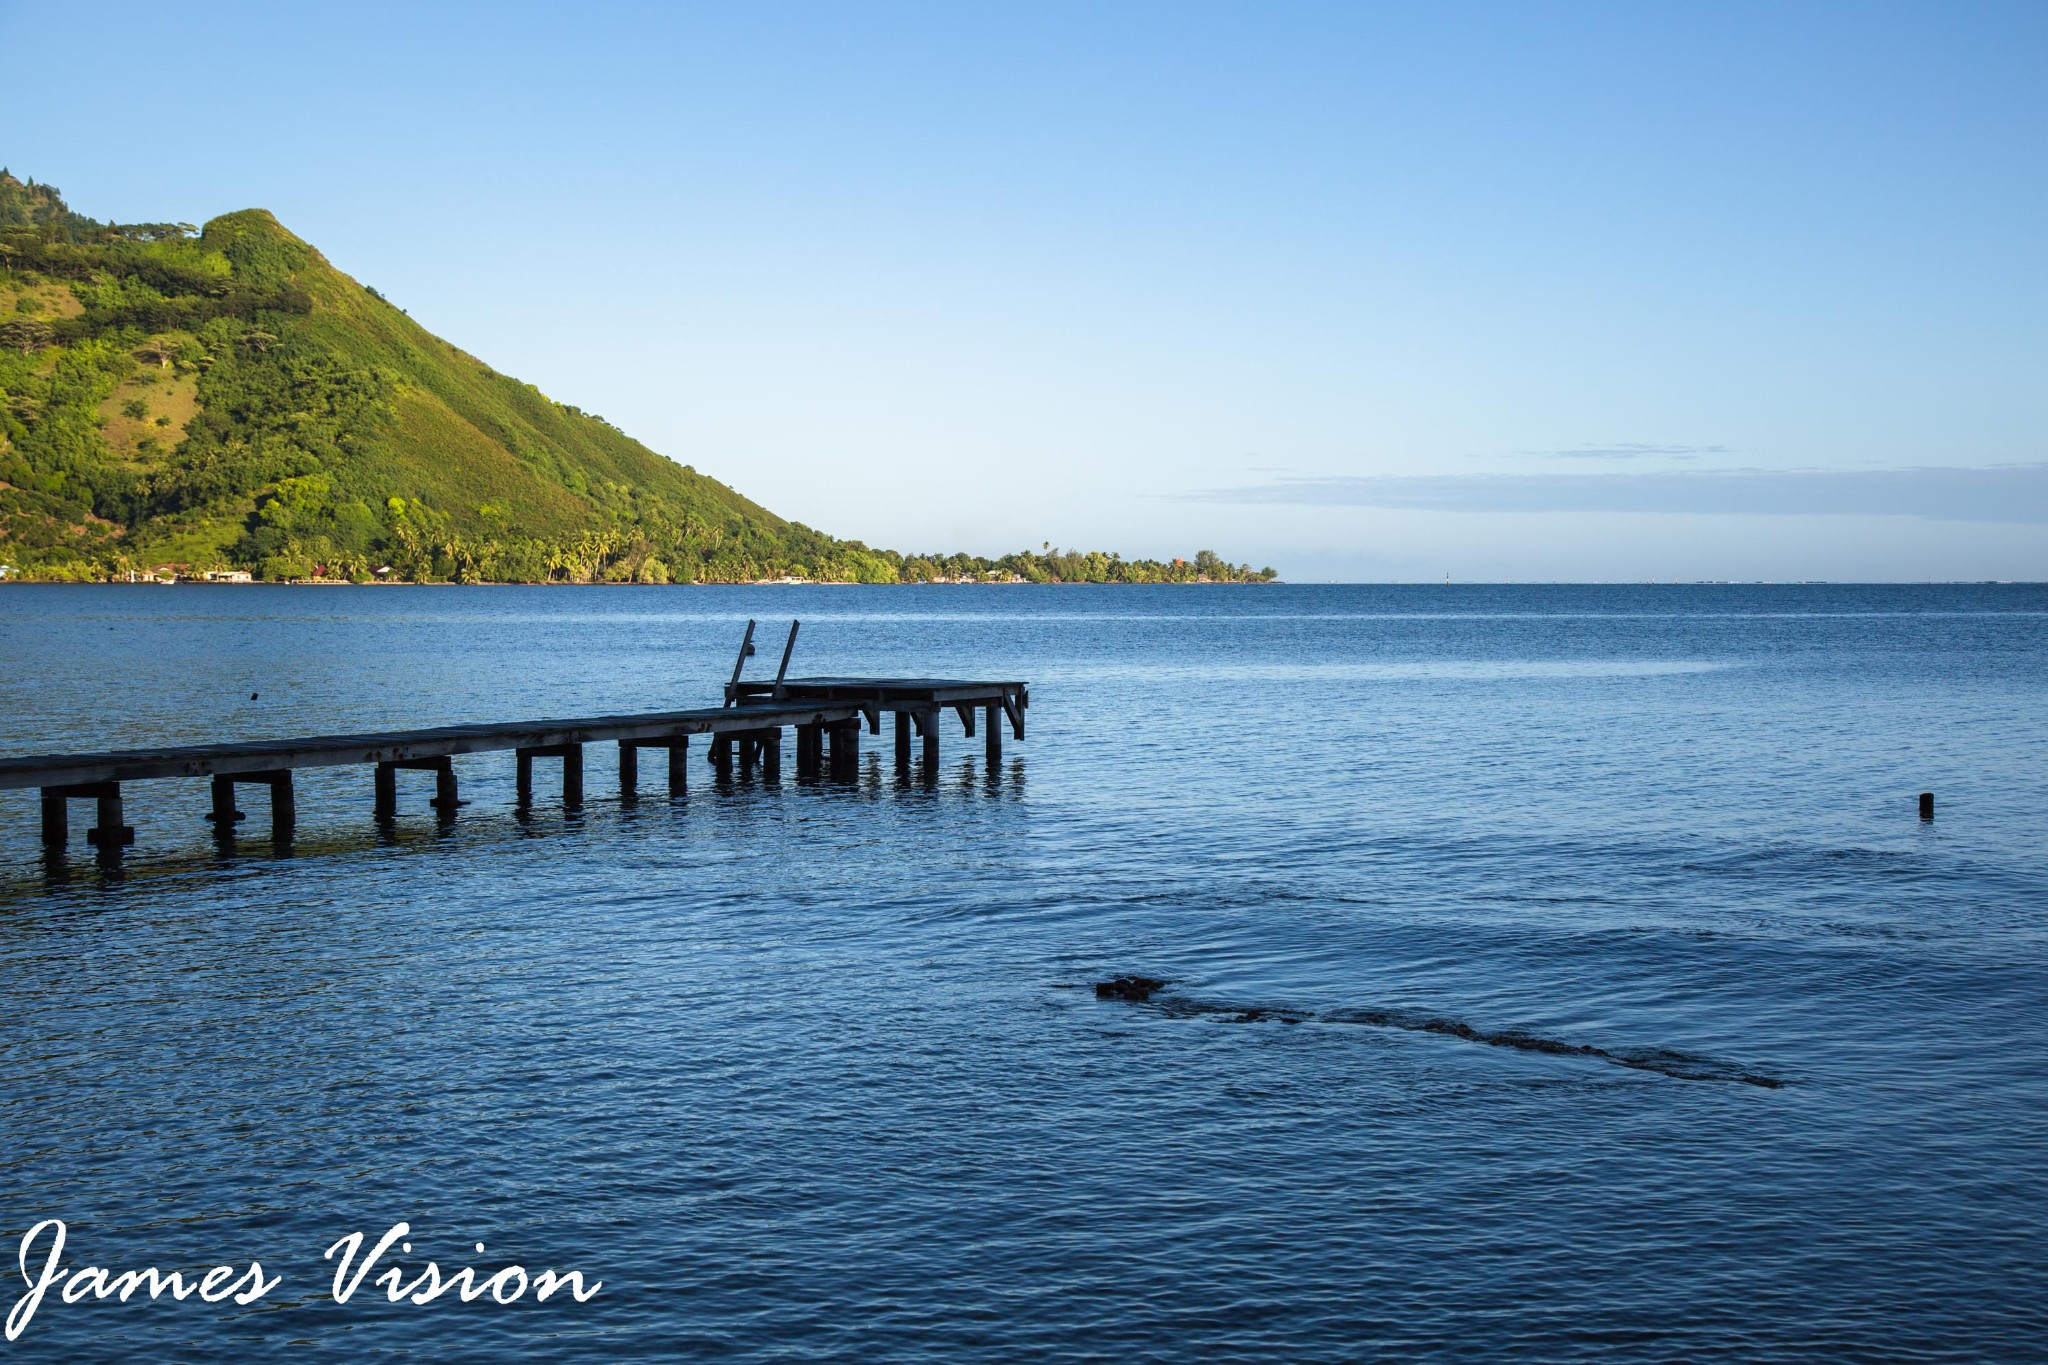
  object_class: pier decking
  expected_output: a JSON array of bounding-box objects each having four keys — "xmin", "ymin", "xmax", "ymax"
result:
[{"xmin": 0, "ymin": 621, "xmax": 1026, "ymax": 860}]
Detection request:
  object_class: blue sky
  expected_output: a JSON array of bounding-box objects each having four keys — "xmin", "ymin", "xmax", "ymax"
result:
[{"xmin": 7, "ymin": 1, "xmax": 2045, "ymax": 579}]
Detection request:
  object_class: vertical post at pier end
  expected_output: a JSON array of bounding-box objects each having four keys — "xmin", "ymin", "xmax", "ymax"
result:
[
  {"xmin": 773, "ymin": 621, "xmax": 800, "ymax": 700},
  {"xmin": 725, "ymin": 619, "xmax": 758, "ymax": 705}
]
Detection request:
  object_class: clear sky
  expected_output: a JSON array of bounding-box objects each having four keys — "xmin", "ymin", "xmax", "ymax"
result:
[{"xmin": 7, "ymin": 0, "xmax": 2045, "ymax": 580}]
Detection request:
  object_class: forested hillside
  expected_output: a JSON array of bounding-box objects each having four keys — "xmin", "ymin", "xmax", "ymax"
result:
[{"xmin": 0, "ymin": 172, "xmax": 1275, "ymax": 584}]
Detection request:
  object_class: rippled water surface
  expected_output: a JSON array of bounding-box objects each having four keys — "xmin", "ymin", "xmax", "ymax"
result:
[{"xmin": 1, "ymin": 583, "xmax": 2044, "ymax": 1361}]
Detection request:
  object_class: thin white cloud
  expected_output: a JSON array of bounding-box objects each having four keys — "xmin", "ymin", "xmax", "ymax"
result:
[
  {"xmin": 1186, "ymin": 464, "xmax": 2048, "ymax": 522},
  {"xmin": 1513, "ymin": 443, "xmax": 1732, "ymax": 460}
]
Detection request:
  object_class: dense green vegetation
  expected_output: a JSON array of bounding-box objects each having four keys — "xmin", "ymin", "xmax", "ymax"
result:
[{"xmin": 0, "ymin": 172, "xmax": 1277, "ymax": 585}]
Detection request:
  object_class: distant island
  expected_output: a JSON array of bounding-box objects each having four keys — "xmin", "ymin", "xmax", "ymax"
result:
[{"xmin": 0, "ymin": 171, "xmax": 1276, "ymax": 586}]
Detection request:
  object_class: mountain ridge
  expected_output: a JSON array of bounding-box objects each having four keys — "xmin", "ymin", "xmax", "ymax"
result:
[{"xmin": 0, "ymin": 172, "xmax": 1275, "ymax": 585}]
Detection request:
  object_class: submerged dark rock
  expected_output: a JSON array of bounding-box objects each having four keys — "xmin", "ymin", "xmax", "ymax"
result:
[{"xmin": 1095, "ymin": 976, "xmax": 1167, "ymax": 1002}]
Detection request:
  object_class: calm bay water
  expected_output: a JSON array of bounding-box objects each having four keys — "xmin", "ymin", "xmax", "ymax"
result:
[{"xmin": 0, "ymin": 583, "xmax": 2044, "ymax": 1361}]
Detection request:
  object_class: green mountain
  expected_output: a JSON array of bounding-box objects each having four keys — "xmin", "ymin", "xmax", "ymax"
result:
[{"xmin": 0, "ymin": 171, "xmax": 1275, "ymax": 585}]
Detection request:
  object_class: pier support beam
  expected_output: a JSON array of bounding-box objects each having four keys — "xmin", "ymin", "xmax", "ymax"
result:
[
  {"xmin": 516, "ymin": 744, "xmax": 584, "ymax": 808},
  {"xmin": 618, "ymin": 735, "xmax": 689, "ymax": 798},
  {"xmin": 985, "ymin": 704, "xmax": 1001, "ymax": 765},
  {"xmin": 795, "ymin": 724, "xmax": 822, "ymax": 779},
  {"xmin": 207, "ymin": 770, "xmax": 296, "ymax": 841},
  {"xmin": 377, "ymin": 757, "xmax": 459, "ymax": 820},
  {"xmin": 709, "ymin": 734, "xmax": 733, "ymax": 775},
  {"xmin": 894, "ymin": 711, "xmax": 912, "ymax": 772},
  {"xmin": 41, "ymin": 782, "xmax": 134, "ymax": 857},
  {"xmin": 918, "ymin": 709, "xmax": 940, "ymax": 776},
  {"xmin": 760, "ymin": 728, "xmax": 782, "ymax": 781}
]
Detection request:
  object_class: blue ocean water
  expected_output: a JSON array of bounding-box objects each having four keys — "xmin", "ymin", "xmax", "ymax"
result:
[{"xmin": 0, "ymin": 583, "xmax": 2043, "ymax": 1361}]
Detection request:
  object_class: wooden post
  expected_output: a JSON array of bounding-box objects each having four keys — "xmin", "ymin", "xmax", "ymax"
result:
[
  {"xmin": 725, "ymin": 618, "xmax": 757, "ymax": 705},
  {"xmin": 828, "ymin": 722, "xmax": 856, "ymax": 779},
  {"xmin": 894, "ymin": 711, "xmax": 911, "ymax": 770},
  {"xmin": 667, "ymin": 737, "xmax": 688, "ymax": 794},
  {"xmin": 985, "ymin": 704, "xmax": 1001, "ymax": 765},
  {"xmin": 762, "ymin": 728, "xmax": 782, "ymax": 781},
  {"xmin": 618, "ymin": 741, "xmax": 639, "ymax": 796},
  {"xmin": 431, "ymin": 758, "xmax": 459, "ymax": 816},
  {"xmin": 86, "ymin": 786, "xmax": 133, "ymax": 856},
  {"xmin": 710, "ymin": 734, "xmax": 732, "ymax": 772},
  {"xmin": 561, "ymin": 744, "xmax": 583, "ymax": 807},
  {"xmin": 516, "ymin": 750, "xmax": 535, "ymax": 805},
  {"xmin": 208, "ymin": 775, "xmax": 244, "ymax": 828},
  {"xmin": 773, "ymin": 620, "xmax": 800, "ymax": 699},
  {"xmin": 39, "ymin": 790, "xmax": 66, "ymax": 847},
  {"xmin": 375, "ymin": 763, "xmax": 398, "ymax": 820},
  {"xmin": 920, "ymin": 709, "xmax": 939, "ymax": 774},
  {"xmin": 1919, "ymin": 792, "xmax": 1935, "ymax": 820},
  {"xmin": 269, "ymin": 771, "xmax": 296, "ymax": 839},
  {"xmin": 796, "ymin": 723, "xmax": 821, "ymax": 779}
]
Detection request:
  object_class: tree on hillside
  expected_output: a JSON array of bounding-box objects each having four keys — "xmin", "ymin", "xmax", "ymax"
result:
[{"xmin": 0, "ymin": 318, "xmax": 52, "ymax": 353}]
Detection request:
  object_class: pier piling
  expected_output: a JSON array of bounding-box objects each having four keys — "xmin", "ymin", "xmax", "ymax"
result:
[
  {"xmin": 377, "ymin": 756, "xmax": 459, "ymax": 820},
  {"xmin": 208, "ymin": 771, "xmax": 295, "ymax": 841},
  {"xmin": 208, "ymin": 775, "xmax": 246, "ymax": 827},
  {"xmin": 827, "ymin": 721, "xmax": 858, "ymax": 780},
  {"xmin": 81, "ymin": 784, "xmax": 134, "ymax": 858},
  {"xmin": 617, "ymin": 735, "xmax": 690, "ymax": 798},
  {"xmin": 38, "ymin": 791, "xmax": 65, "ymax": 847},
  {"xmin": 516, "ymin": 744, "xmax": 584, "ymax": 807}
]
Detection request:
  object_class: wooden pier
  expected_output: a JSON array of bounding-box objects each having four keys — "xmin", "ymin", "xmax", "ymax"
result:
[{"xmin": 0, "ymin": 621, "xmax": 1025, "ymax": 862}]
